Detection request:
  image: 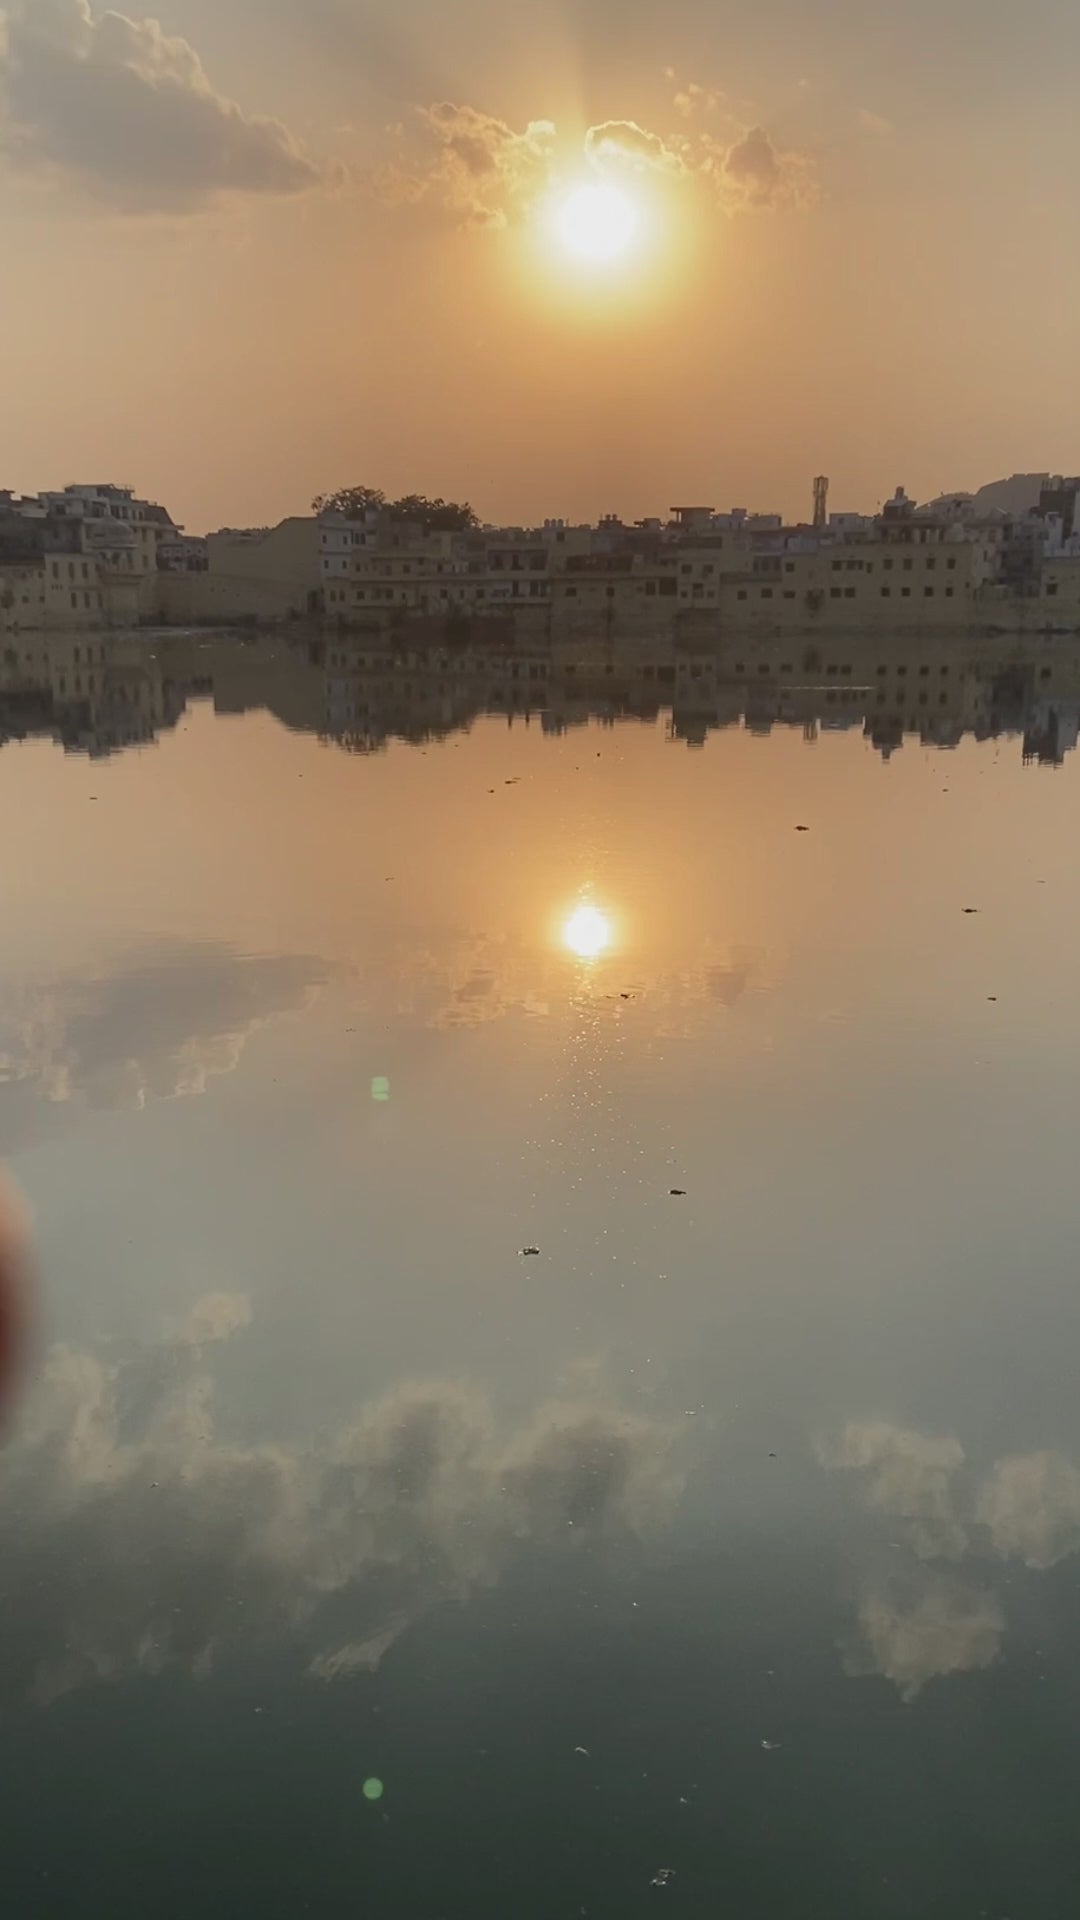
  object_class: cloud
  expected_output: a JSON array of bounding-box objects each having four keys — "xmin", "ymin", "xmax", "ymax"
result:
[
  {"xmin": 377, "ymin": 99, "xmax": 817, "ymax": 227},
  {"xmin": 709, "ymin": 125, "xmax": 819, "ymax": 212},
  {"xmin": 379, "ymin": 101, "xmax": 555, "ymax": 228},
  {"xmin": 583, "ymin": 119, "xmax": 683, "ymax": 177},
  {"xmin": 0, "ymin": 940, "xmax": 327, "ymax": 1131},
  {"xmin": 180, "ymin": 1292, "xmax": 254, "ymax": 1346},
  {"xmin": 673, "ymin": 83, "xmax": 724, "ymax": 120},
  {"xmin": 817, "ymin": 1421, "xmax": 969, "ymax": 1561},
  {"xmin": 845, "ymin": 1569, "xmax": 1004, "ymax": 1702},
  {"xmin": 0, "ymin": 1305, "xmax": 686, "ymax": 1706},
  {"xmin": 0, "ymin": 0, "xmax": 322, "ymax": 210},
  {"xmin": 977, "ymin": 1451, "xmax": 1080, "ymax": 1571},
  {"xmin": 857, "ymin": 108, "xmax": 894, "ymax": 137}
]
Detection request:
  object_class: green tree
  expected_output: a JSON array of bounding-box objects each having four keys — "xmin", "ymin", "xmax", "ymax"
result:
[
  {"xmin": 314, "ymin": 486, "xmax": 480, "ymax": 532},
  {"xmin": 388, "ymin": 494, "xmax": 479, "ymax": 533},
  {"xmin": 312, "ymin": 486, "xmax": 386, "ymax": 519}
]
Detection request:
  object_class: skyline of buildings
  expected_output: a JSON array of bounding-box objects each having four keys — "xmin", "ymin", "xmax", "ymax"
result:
[{"xmin": 4, "ymin": 473, "xmax": 1080, "ymax": 643}]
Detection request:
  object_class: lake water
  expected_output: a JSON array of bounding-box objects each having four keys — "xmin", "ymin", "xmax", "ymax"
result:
[{"xmin": 2, "ymin": 631, "xmax": 1080, "ymax": 1917}]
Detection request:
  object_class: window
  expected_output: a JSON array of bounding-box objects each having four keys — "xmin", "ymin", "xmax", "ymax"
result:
[
  {"xmin": 84, "ymin": 593, "xmax": 91, "ymax": 609},
  {"xmin": 946, "ymin": 557, "xmax": 957, "ymax": 571},
  {"xmin": 783, "ymin": 590, "xmax": 796, "ymax": 599},
  {"xmin": 926, "ymin": 557, "xmax": 936, "ymax": 571},
  {"xmin": 785, "ymin": 561, "xmax": 795, "ymax": 573},
  {"xmin": 841, "ymin": 664, "xmax": 852, "ymax": 676},
  {"xmin": 827, "ymin": 663, "xmax": 837, "ymax": 676},
  {"xmin": 74, "ymin": 647, "xmax": 80, "ymax": 663},
  {"xmin": 781, "ymin": 663, "xmax": 793, "ymax": 673},
  {"xmin": 737, "ymin": 589, "xmax": 747, "ymax": 600},
  {"xmin": 919, "ymin": 664, "xmax": 929, "ymax": 676},
  {"xmin": 830, "ymin": 587, "xmax": 842, "ymax": 599},
  {"xmin": 884, "ymin": 558, "xmax": 894, "ymax": 571},
  {"xmin": 903, "ymin": 558, "xmax": 913, "ymax": 571},
  {"xmin": 71, "ymin": 592, "xmax": 78, "ymax": 609},
  {"xmin": 1047, "ymin": 582, "xmax": 1059, "ymax": 597},
  {"xmin": 832, "ymin": 561, "xmax": 843, "ymax": 572},
  {"xmin": 681, "ymin": 564, "xmax": 691, "ymax": 575},
  {"xmin": 758, "ymin": 663, "xmax": 770, "ymax": 675},
  {"xmin": 945, "ymin": 587, "xmax": 954, "ymax": 598},
  {"xmin": 881, "ymin": 587, "xmax": 892, "ymax": 598},
  {"xmin": 925, "ymin": 587, "xmax": 934, "ymax": 597},
  {"xmin": 1040, "ymin": 665, "xmax": 1053, "ymax": 680},
  {"xmin": 901, "ymin": 587, "xmax": 911, "ymax": 597},
  {"xmin": 761, "ymin": 588, "xmax": 773, "ymax": 599},
  {"xmin": 897, "ymin": 665, "xmax": 907, "ymax": 676}
]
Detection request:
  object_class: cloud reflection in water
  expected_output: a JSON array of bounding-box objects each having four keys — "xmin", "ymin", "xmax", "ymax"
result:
[{"xmin": 0, "ymin": 1301, "xmax": 686, "ymax": 1708}]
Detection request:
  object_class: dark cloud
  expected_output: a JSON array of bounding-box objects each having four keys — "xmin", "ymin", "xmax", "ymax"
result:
[
  {"xmin": 0, "ymin": 1306, "xmax": 686, "ymax": 1706},
  {"xmin": 710, "ymin": 125, "xmax": 818, "ymax": 212},
  {"xmin": 0, "ymin": 0, "xmax": 321, "ymax": 210},
  {"xmin": 0, "ymin": 940, "xmax": 327, "ymax": 1135}
]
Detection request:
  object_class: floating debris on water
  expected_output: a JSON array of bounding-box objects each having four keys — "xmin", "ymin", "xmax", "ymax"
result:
[
  {"xmin": 651, "ymin": 1868, "xmax": 676, "ymax": 1887},
  {"xmin": 521, "ymin": 1246, "xmax": 541, "ymax": 1257}
]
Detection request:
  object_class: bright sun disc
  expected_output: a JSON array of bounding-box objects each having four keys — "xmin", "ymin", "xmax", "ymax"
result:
[
  {"xmin": 563, "ymin": 905, "xmax": 612, "ymax": 960},
  {"xmin": 555, "ymin": 184, "xmax": 638, "ymax": 264}
]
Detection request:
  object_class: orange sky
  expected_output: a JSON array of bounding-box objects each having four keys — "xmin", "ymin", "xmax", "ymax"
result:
[{"xmin": 3, "ymin": 0, "xmax": 1079, "ymax": 533}]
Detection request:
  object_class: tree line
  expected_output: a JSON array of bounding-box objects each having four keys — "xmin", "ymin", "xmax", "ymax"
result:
[{"xmin": 312, "ymin": 487, "xmax": 479, "ymax": 533}]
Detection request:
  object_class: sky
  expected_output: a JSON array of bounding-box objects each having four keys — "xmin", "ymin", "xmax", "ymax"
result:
[{"xmin": 2, "ymin": 0, "xmax": 1079, "ymax": 534}]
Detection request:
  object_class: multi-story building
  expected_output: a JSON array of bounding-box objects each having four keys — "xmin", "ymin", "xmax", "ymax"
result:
[{"xmin": 0, "ymin": 483, "xmax": 179, "ymax": 632}]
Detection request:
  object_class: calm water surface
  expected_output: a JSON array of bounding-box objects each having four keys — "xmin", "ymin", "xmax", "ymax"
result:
[{"xmin": 2, "ymin": 635, "xmax": 1080, "ymax": 1917}]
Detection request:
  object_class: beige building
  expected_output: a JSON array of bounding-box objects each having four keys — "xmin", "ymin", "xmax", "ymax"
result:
[
  {"xmin": 707, "ymin": 525, "xmax": 1000, "ymax": 637},
  {"xmin": 0, "ymin": 564, "xmax": 47, "ymax": 635},
  {"xmin": 156, "ymin": 517, "xmax": 322, "ymax": 625}
]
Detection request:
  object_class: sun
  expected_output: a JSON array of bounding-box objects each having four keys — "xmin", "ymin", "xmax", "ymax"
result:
[
  {"xmin": 555, "ymin": 183, "xmax": 639, "ymax": 265},
  {"xmin": 562, "ymin": 904, "xmax": 613, "ymax": 961}
]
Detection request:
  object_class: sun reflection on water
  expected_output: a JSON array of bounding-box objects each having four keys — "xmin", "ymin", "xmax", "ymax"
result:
[{"xmin": 561, "ymin": 904, "xmax": 613, "ymax": 962}]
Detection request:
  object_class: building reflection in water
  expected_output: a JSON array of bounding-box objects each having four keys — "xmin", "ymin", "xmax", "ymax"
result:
[{"xmin": 1, "ymin": 620, "xmax": 1080, "ymax": 766}]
